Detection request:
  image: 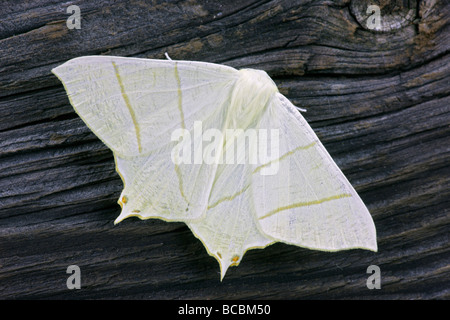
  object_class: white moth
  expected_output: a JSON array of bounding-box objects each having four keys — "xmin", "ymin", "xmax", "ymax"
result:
[{"xmin": 52, "ymin": 56, "xmax": 377, "ymax": 280}]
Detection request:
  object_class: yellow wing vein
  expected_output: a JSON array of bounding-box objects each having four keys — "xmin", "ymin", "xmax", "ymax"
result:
[
  {"xmin": 259, "ymin": 193, "xmax": 352, "ymax": 220},
  {"xmin": 174, "ymin": 62, "xmax": 186, "ymax": 129},
  {"xmin": 111, "ymin": 61, "xmax": 142, "ymax": 153},
  {"xmin": 253, "ymin": 141, "xmax": 316, "ymax": 174},
  {"xmin": 174, "ymin": 164, "xmax": 189, "ymax": 205},
  {"xmin": 207, "ymin": 184, "xmax": 250, "ymax": 211},
  {"xmin": 173, "ymin": 62, "xmax": 189, "ymax": 205}
]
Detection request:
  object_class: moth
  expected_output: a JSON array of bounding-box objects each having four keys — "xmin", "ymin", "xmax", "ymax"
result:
[{"xmin": 52, "ymin": 56, "xmax": 377, "ymax": 280}]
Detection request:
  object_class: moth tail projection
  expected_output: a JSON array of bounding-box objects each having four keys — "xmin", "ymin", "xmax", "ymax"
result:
[
  {"xmin": 185, "ymin": 160, "xmax": 276, "ymax": 281},
  {"xmin": 114, "ymin": 195, "xmax": 136, "ymax": 225},
  {"xmin": 187, "ymin": 220, "xmax": 275, "ymax": 281}
]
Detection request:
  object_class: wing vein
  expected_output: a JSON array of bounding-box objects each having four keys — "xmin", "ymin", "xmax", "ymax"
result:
[
  {"xmin": 173, "ymin": 62, "xmax": 189, "ymax": 205},
  {"xmin": 259, "ymin": 193, "xmax": 352, "ymax": 220},
  {"xmin": 174, "ymin": 62, "xmax": 186, "ymax": 130},
  {"xmin": 253, "ymin": 141, "xmax": 317, "ymax": 174},
  {"xmin": 207, "ymin": 184, "xmax": 250, "ymax": 211},
  {"xmin": 112, "ymin": 61, "xmax": 142, "ymax": 153}
]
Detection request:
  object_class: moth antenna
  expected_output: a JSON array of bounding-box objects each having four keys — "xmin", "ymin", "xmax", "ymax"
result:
[
  {"xmin": 296, "ymin": 106, "xmax": 307, "ymax": 112},
  {"xmin": 165, "ymin": 52, "xmax": 172, "ymax": 60}
]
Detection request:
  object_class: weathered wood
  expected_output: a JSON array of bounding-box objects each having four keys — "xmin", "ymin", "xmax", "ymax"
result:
[{"xmin": 0, "ymin": 0, "xmax": 449, "ymax": 299}]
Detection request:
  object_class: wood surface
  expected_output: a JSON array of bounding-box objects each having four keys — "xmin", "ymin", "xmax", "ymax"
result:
[{"xmin": 0, "ymin": 0, "xmax": 449, "ymax": 299}]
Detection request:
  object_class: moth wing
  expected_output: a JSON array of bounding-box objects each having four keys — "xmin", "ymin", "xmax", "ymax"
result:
[
  {"xmin": 52, "ymin": 56, "xmax": 239, "ymax": 221},
  {"xmin": 252, "ymin": 92, "xmax": 377, "ymax": 252},
  {"xmin": 187, "ymin": 146, "xmax": 274, "ymax": 280}
]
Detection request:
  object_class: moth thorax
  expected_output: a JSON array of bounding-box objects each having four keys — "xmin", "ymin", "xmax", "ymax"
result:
[{"xmin": 229, "ymin": 69, "xmax": 278, "ymax": 128}]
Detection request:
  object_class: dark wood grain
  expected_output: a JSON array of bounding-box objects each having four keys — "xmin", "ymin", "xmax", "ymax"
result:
[{"xmin": 0, "ymin": 0, "xmax": 448, "ymax": 299}]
